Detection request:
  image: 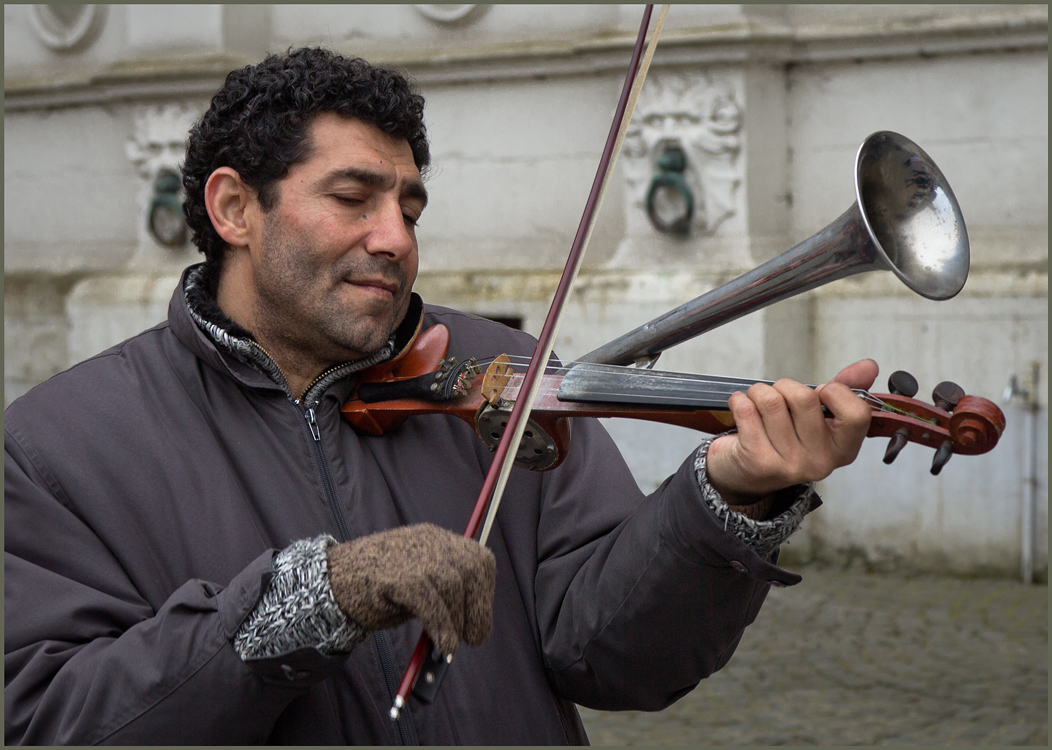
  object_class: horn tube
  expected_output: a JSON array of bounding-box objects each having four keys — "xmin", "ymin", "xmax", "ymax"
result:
[{"xmin": 577, "ymin": 131, "xmax": 969, "ymax": 367}]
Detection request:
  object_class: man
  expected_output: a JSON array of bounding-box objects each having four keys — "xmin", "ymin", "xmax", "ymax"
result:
[{"xmin": 5, "ymin": 48, "xmax": 876, "ymax": 744}]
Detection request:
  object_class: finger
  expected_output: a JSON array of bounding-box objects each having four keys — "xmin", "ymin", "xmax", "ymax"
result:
[
  {"xmin": 816, "ymin": 358, "xmax": 878, "ymax": 392},
  {"xmin": 816, "ymin": 381, "xmax": 872, "ymax": 461},
  {"xmin": 768, "ymin": 378, "xmax": 847, "ymax": 483},
  {"xmin": 716, "ymin": 387, "xmax": 804, "ymax": 495},
  {"xmin": 440, "ymin": 538, "xmax": 494, "ymax": 645},
  {"xmin": 726, "ymin": 389, "xmax": 774, "ymax": 456},
  {"xmin": 772, "ymin": 378, "xmax": 833, "ymax": 458},
  {"xmin": 392, "ymin": 579, "xmax": 460, "ymax": 656},
  {"xmin": 745, "ymin": 381, "xmax": 802, "ymax": 458},
  {"xmin": 460, "ymin": 549, "xmax": 495, "ymax": 645}
]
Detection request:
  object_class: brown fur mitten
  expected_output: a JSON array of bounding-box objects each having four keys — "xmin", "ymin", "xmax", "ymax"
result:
[{"xmin": 326, "ymin": 523, "xmax": 496, "ymax": 656}]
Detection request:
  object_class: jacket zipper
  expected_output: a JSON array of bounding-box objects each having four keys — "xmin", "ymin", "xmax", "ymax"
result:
[
  {"xmin": 304, "ymin": 407, "xmax": 351, "ymax": 541},
  {"xmin": 240, "ymin": 335, "xmax": 415, "ymax": 742},
  {"xmin": 374, "ymin": 627, "xmax": 419, "ymax": 745},
  {"xmin": 303, "ymin": 406, "xmax": 419, "ymax": 746},
  {"xmin": 194, "ymin": 293, "xmax": 415, "ymax": 740}
]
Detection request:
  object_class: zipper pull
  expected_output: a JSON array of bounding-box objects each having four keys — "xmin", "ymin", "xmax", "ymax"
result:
[{"xmin": 305, "ymin": 408, "xmax": 321, "ymax": 441}]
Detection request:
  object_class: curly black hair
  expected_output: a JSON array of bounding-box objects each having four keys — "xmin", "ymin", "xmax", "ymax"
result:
[{"xmin": 181, "ymin": 47, "xmax": 430, "ymax": 269}]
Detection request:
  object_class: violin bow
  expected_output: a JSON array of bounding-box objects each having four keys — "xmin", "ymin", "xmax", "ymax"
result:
[
  {"xmin": 478, "ymin": 3, "xmax": 669, "ymax": 546},
  {"xmin": 390, "ymin": 3, "xmax": 671, "ymax": 718}
]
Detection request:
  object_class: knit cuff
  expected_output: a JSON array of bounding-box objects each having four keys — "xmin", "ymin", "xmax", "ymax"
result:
[
  {"xmin": 233, "ymin": 536, "xmax": 369, "ymax": 661},
  {"xmin": 693, "ymin": 437, "xmax": 818, "ymax": 559}
]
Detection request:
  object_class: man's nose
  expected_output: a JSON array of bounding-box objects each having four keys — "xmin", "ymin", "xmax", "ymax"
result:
[{"xmin": 364, "ymin": 201, "xmax": 416, "ymax": 261}]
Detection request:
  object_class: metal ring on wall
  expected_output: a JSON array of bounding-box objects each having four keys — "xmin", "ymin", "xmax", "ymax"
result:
[
  {"xmin": 148, "ymin": 170, "xmax": 188, "ymax": 248},
  {"xmin": 646, "ymin": 146, "xmax": 694, "ymax": 235}
]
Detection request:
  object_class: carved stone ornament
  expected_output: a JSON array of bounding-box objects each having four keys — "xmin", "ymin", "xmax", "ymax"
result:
[
  {"xmin": 29, "ymin": 5, "xmax": 107, "ymax": 51},
  {"xmin": 125, "ymin": 104, "xmax": 201, "ymax": 180},
  {"xmin": 413, "ymin": 5, "xmax": 480, "ymax": 23},
  {"xmin": 622, "ymin": 72, "xmax": 743, "ymax": 237},
  {"xmin": 126, "ymin": 105, "xmax": 202, "ymax": 248}
]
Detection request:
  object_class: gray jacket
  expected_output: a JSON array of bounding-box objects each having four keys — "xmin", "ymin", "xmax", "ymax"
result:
[{"xmin": 5, "ymin": 266, "xmax": 805, "ymax": 745}]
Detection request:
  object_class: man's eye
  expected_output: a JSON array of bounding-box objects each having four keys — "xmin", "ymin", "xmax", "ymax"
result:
[
  {"xmin": 403, "ymin": 213, "xmax": 421, "ymax": 228},
  {"xmin": 335, "ymin": 195, "xmax": 365, "ymax": 205}
]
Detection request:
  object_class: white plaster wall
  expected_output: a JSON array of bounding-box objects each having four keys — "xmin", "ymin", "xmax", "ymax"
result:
[
  {"xmin": 267, "ymin": 4, "xmax": 795, "ymax": 61},
  {"xmin": 785, "ymin": 46, "xmax": 1048, "ymax": 575},
  {"xmin": 66, "ymin": 274, "xmax": 181, "ymax": 367},
  {"xmin": 4, "ymin": 277, "xmax": 75, "ymax": 405},
  {"xmin": 3, "ymin": 5, "xmax": 127, "ymax": 80},
  {"xmin": 785, "ymin": 3, "xmax": 1050, "ymax": 33},
  {"xmin": 787, "ymin": 50, "xmax": 1048, "ymax": 265},
  {"xmin": 810, "ymin": 295, "xmax": 1048, "ymax": 574},
  {"xmin": 270, "ymin": 4, "xmax": 633, "ymax": 56},
  {"xmin": 416, "ymin": 73, "xmax": 627, "ymax": 272},
  {"xmin": 3, "ymin": 5, "xmax": 271, "ymax": 82},
  {"xmin": 123, "ymin": 5, "xmax": 224, "ymax": 55},
  {"xmin": 4, "ymin": 107, "xmax": 141, "ymax": 273}
]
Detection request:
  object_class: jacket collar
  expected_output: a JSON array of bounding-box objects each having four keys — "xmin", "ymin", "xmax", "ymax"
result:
[{"xmin": 168, "ymin": 263, "xmax": 424, "ymax": 405}]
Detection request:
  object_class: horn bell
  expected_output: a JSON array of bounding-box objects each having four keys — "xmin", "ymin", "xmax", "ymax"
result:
[
  {"xmin": 577, "ymin": 131, "xmax": 970, "ymax": 367},
  {"xmin": 856, "ymin": 130, "xmax": 969, "ymax": 301}
]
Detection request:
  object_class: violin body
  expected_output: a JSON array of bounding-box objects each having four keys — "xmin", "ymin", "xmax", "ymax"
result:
[
  {"xmin": 342, "ymin": 323, "xmax": 1006, "ymax": 474},
  {"xmin": 342, "ymin": 324, "xmax": 574, "ymax": 470},
  {"xmin": 341, "ymin": 323, "xmax": 731, "ymax": 469}
]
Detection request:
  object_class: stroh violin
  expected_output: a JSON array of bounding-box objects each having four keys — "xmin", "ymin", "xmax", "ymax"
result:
[
  {"xmin": 354, "ymin": 4, "xmax": 1006, "ymax": 718},
  {"xmin": 344, "ymin": 127, "xmax": 1005, "ymax": 478},
  {"xmin": 342, "ymin": 326, "xmax": 1005, "ymax": 477}
]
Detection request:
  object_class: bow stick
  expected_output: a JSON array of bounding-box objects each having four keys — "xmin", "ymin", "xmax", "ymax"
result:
[{"xmin": 391, "ymin": 3, "xmax": 670, "ymax": 718}]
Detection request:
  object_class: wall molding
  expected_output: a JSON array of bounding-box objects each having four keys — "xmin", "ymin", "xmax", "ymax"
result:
[{"xmin": 5, "ymin": 15, "xmax": 1045, "ymax": 111}]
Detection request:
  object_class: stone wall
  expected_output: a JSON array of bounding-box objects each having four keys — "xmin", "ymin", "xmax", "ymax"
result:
[{"xmin": 4, "ymin": 4, "xmax": 1046, "ymax": 577}]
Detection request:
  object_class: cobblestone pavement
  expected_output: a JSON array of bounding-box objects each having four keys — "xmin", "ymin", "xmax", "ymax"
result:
[{"xmin": 577, "ymin": 565, "xmax": 1047, "ymax": 745}]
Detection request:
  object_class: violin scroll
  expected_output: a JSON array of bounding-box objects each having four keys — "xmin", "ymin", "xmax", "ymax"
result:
[
  {"xmin": 869, "ymin": 370, "xmax": 1006, "ymax": 474},
  {"xmin": 948, "ymin": 395, "xmax": 1006, "ymax": 454}
]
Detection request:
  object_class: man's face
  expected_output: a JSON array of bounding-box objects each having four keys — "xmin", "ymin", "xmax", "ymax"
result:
[{"xmin": 246, "ymin": 114, "xmax": 426, "ymax": 368}]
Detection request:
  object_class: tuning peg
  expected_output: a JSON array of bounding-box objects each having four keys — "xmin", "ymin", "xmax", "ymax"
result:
[
  {"xmin": 930, "ymin": 439, "xmax": 953, "ymax": 475},
  {"xmin": 932, "ymin": 381, "xmax": 966, "ymax": 411},
  {"xmin": 883, "ymin": 427, "xmax": 910, "ymax": 464},
  {"xmin": 888, "ymin": 370, "xmax": 919, "ymax": 397}
]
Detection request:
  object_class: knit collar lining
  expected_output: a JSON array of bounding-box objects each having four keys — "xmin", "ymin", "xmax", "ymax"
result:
[{"xmin": 181, "ymin": 263, "xmax": 414, "ymax": 405}]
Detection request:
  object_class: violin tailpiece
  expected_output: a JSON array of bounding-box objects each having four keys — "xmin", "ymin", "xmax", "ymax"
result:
[{"xmin": 357, "ymin": 357, "xmax": 478, "ymax": 404}]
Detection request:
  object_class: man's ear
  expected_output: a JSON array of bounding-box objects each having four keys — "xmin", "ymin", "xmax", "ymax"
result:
[{"xmin": 204, "ymin": 167, "xmax": 257, "ymax": 248}]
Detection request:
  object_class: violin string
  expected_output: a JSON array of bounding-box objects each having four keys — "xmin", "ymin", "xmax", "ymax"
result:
[{"xmin": 483, "ymin": 355, "xmax": 773, "ymax": 389}]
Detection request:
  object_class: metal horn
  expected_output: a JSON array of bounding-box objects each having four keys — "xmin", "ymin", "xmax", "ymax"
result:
[{"xmin": 577, "ymin": 131, "xmax": 970, "ymax": 367}]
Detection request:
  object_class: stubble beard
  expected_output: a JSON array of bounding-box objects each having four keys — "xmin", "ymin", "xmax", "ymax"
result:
[{"xmin": 253, "ymin": 223, "xmax": 411, "ymax": 370}]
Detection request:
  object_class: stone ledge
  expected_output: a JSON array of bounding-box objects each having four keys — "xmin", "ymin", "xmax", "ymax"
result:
[
  {"xmin": 6, "ymin": 12, "xmax": 1045, "ymax": 111},
  {"xmin": 66, "ymin": 272, "xmax": 183, "ymax": 305}
]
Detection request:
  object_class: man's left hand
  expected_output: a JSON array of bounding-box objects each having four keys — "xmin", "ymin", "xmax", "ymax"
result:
[{"xmin": 705, "ymin": 359, "xmax": 878, "ymax": 507}]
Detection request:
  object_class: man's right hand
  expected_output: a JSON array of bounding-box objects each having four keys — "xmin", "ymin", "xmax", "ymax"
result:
[{"xmin": 326, "ymin": 523, "xmax": 496, "ymax": 656}]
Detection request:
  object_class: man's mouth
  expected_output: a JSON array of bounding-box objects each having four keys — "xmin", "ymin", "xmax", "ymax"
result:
[{"xmin": 346, "ymin": 277, "xmax": 400, "ymax": 299}]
